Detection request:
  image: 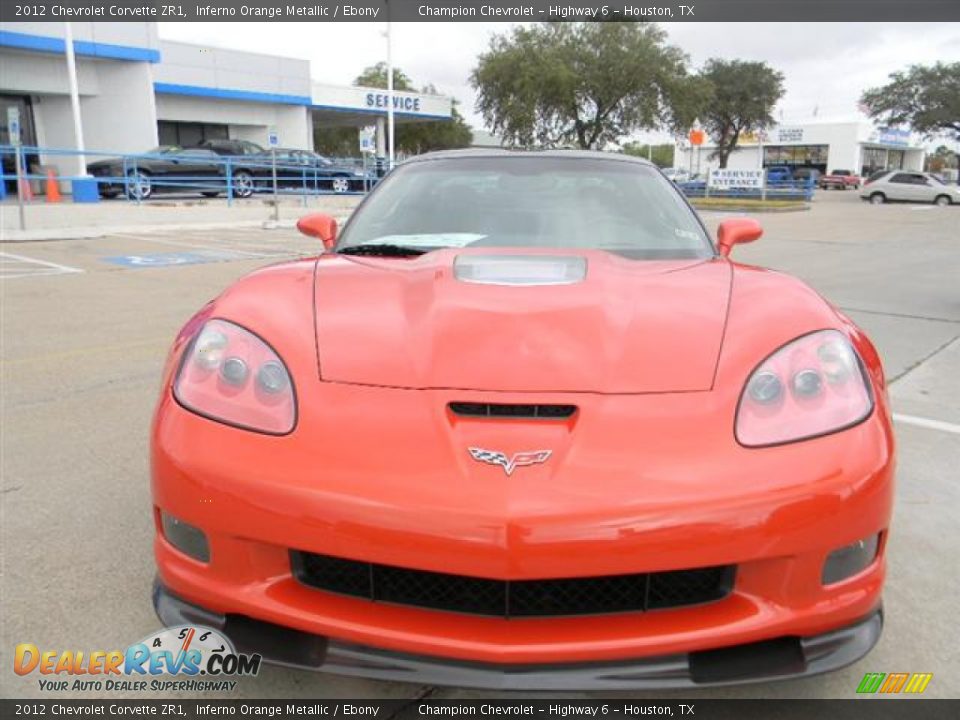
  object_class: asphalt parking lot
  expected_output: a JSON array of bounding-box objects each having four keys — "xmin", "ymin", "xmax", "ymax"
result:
[{"xmin": 1, "ymin": 190, "xmax": 958, "ymax": 700}]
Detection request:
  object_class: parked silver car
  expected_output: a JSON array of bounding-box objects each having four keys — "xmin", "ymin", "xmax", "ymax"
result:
[{"xmin": 860, "ymin": 170, "xmax": 960, "ymax": 206}]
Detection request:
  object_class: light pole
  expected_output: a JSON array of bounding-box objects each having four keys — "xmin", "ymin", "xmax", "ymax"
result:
[
  {"xmin": 386, "ymin": 17, "xmax": 394, "ymax": 170},
  {"xmin": 64, "ymin": 22, "xmax": 87, "ymax": 177}
]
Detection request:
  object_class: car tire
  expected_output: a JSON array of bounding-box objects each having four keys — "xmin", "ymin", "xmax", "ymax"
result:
[
  {"xmin": 934, "ymin": 195, "xmax": 952, "ymax": 207},
  {"xmin": 869, "ymin": 192, "xmax": 886, "ymax": 205},
  {"xmin": 331, "ymin": 177, "xmax": 351, "ymax": 194},
  {"xmin": 231, "ymin": 170, "xmax": 254, "ymax": 198},
  {"xmin": 201, "ymin": 191, "xmax": 220, "ymax": 198},
  {"xmin": 100, "ymin": 190, "xmax": 120, "ymax": 199},
  {"xmin": 126, "ymin": 170, "xmax": 152, "ymax": 200}
]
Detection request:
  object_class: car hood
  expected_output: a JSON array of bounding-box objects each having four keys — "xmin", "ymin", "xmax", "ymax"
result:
[{"xmin": 313, "ymin": 249, "xmax": 731, "ymax": 393}]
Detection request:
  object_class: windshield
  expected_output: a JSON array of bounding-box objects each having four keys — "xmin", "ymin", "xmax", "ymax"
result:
[{"xmin": 338, "ymin": 157, "xmax": 713, "ymax": 259}]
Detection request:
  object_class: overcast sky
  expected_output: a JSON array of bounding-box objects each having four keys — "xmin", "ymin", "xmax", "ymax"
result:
[{"xmin": 158, "ymin": 22, "xmax": 960, "ymax": 149}]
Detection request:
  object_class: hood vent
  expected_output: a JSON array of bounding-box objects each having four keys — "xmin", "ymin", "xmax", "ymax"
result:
[
  {"xmin": 454, "ymin": 255, "xmax": 587, "ymax": 286},
  {"xmin": 449, "ymin": 402, "xmax": 577, "ymax": 420}
]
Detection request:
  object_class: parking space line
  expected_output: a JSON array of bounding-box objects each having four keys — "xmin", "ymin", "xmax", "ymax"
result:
[
  {"xmin": 109, "ymin": 233, "xmax": 290, "ymax": 258},
  {"xmin": 893, "ymin": 413, "xmax": 960, "ymax": 435},
  {"xmin": 0, "ymin": 251, "xmax": 84, "ymax": 280}
]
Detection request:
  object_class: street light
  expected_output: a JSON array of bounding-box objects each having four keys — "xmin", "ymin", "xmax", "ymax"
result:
[
  {"xmin": 64, "ymin": 22, "xmax": 87, "ymax": 176},
  {"xmin": 386, "ymin": 16, "xmax": 394, "ymax": 170}
]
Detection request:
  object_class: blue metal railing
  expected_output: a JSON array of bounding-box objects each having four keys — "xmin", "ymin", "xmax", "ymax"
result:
[
  {"xmin": 677, "ymin": 176, "xmax": 816, "ymax": 201},
  {"xmin": 0, "ymin": 144, "xmax": 382, "ymax": 204}
]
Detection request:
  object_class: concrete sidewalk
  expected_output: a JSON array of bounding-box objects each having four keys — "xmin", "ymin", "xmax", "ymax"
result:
[{"xmin": 0, "ymin": 195, "xmax": 362, "ymax": 241}]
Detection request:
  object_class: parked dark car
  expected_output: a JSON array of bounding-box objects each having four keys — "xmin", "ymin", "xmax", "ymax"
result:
[
  {"xmin": 194, "ymin": 138, "xmax": 265, "ymax": 157},
  {"xmin": 792, "ymin": 167, "xmax": 821, "ymax": 185},
  {"xmin": 252, "ymin": 148, "xmax": 368, "ymax": 193},
  {"xmin": 88, "ymin": 146, "xmax": 259, "ymax": 199}
]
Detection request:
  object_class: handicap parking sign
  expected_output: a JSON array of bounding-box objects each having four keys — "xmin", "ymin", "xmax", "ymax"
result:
[{"xmin": 102, "ymin": 250, "xmax": 246, "ymax": 267}]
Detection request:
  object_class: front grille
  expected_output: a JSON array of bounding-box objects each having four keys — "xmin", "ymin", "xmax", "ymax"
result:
[
  {"xmin": 291, "ymin": 551, "xmax": 734, "ymax": 618},
  {"xmin": 449, "ymin": 402, "xmax": 577, "ymax": 419}
]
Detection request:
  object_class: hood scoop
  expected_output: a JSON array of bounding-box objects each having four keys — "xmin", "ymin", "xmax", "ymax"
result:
[{"xmin": 454, "ymin": 254, "xmax": 587, "ymax": 286}]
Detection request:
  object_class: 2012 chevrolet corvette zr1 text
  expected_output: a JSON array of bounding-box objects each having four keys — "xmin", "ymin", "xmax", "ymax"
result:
[{"xmin": 151, "ymin": 151, "xmax": 894, "ymax": 689}]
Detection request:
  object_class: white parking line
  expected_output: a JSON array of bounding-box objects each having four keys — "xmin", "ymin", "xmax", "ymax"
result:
[
  {"xmin": 893, "ymin": 413, "xmax": 960, "ymax": 435},
  {"xmin": 0, "ymin": 251, "xmax": 84, "ymax": 280},
  {"xmin": 110, "ymin": 233, "xmax": 291, "ymax": 258}
]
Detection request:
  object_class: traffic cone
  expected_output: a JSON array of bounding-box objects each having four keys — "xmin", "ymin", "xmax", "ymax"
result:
[{"xmin": 45, "ymin": 169, "xmax": 62, "ymax": 203}]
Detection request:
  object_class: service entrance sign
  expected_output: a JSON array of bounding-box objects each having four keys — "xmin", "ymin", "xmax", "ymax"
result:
[{"xmin": 709, "ymin": 169, "xmax": 764, "ymax": 190}]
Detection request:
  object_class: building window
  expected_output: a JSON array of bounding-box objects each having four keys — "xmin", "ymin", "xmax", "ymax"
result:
[
  {"xmin": 1, "ymin": 94, "xmax": 38, "ymax": 194},
  {"xmin": 763, "ymin": 144, "xmax": 828, "ymax": 171},
  {"xmin": 861, "ymin": 147, "xmax": 888, "ymax": 177},
  {"xmin": 157, "ymin": 121, "xmax": 229, "ymax": 148}
]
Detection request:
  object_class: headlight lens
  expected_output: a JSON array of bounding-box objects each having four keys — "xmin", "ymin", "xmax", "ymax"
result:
[
  {"xmin": 736, "ymin": 330, "xmax": 873, "ymax": 447},
  {"xmin": 173, "ymin": 319, "xmax": 296, "ymax": 434}
]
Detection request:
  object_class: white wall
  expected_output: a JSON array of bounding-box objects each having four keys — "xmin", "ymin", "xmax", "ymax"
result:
[
  {"xmin": 155, "ymin": 95, "xmax": 311, "ymax": 149},
  {"xmin": 0, "ymin": 21, "xmax": 159, "ymax": 51},
  {"xmin": 674, "ymin": 122, "xmax": 925, "ymax": 175},
  {"xmin": 156, "ymin": 41, "xmax": 311, "ymax": 99},
  {"xmin": 78, "ymin": 60, "xmax": 158, "ymax": 155},
  {"xmin": 0, "ymin": 49, "xmax": 100, "ymax": 95}
]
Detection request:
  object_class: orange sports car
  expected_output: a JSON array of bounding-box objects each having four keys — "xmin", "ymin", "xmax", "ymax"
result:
[{"xmin": 151, "ymin": 150, "xmax": 894, "ymax": 689}]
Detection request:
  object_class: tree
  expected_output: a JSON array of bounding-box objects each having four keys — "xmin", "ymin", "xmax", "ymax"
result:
[
  {"xmin": 926, "ymin": 145, "xmax": 959, "ymax": 172},
  {"xmin": 860, "ymin": 63, "xmax": 960, "ymax": 141},
  {"xmin": 354, "ymin": 62, "xmax": 414, "ymax": 91},
  {"xmin": 697, "ymin": 59, "xmax": 784, "ymax": 168},
  {"xmin": 352, "ymin": 65, "xmax": 472, "ymax": 155},
  {"xmin": 621, "ymin": 142, "xmax": 675, "ymax": 168},
  {"xmin": 471, "ymin": 22, "xmax": 692, "ymax": 149},
  {"xmin": 312, "ymin": 126, "xmax": 356, "ymax": 157}
]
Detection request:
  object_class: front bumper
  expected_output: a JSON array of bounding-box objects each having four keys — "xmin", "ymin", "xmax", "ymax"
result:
[
  {"xmin": 152, "ymin": 376, "xmax": 894, "ymax": 674},
  {"xmin": 154, "ymin": 580, "xmax": 881, "ymax": 689}
]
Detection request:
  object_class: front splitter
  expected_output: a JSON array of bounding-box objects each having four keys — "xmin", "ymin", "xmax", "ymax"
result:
[{"xmin": 153, "ymin": 579, "xmax": 881, "ymax": 690}]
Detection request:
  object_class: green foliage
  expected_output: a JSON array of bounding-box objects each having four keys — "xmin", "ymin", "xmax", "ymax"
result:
[
  {"xmin": 860, "ymin": 63, "xmax": 960, "ymax": 140},
  {"xmin": 471, "ymin": 22, "xmax": 692, "ymax": 149},
  {"xmin": 621, "ymin": 142, "xmax": 675, "ymax": 168},
  {"xmin": 354, "ymin": 62, "xmax": 415, "ymax": 91},
  {"xmin": 926, "ymin": 145, "xmax": 959, "ymax": 172},
  {"xmin": 312, "ymin": 126, "xmax": 357, "ymax": 157},
  {"xmin": 351, "ymin": 65, "xmax": 473, "ymax": 155},
  {"xmin": 697, "ymin": 59, "xmax": 784, "ymax": 169}
]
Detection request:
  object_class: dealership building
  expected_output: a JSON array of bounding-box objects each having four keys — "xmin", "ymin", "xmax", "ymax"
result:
[
  {"xmin": 674, "ymin": 121, "xmax": 927, "ymax": 178},
  {"xmin": 0, "ymin": 21, "xmax": 452, "ymax": 176}
]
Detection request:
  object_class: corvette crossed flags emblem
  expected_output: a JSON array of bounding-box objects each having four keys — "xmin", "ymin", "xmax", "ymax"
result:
[{"xmin": 468, "ymin": 448, "xmax": 553, "ymax": 476}]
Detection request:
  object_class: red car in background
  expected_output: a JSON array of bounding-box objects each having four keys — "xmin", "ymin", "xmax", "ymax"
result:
[{"xmin": 819, "ymin": 169, "xmax": 862, "ymax": 190}]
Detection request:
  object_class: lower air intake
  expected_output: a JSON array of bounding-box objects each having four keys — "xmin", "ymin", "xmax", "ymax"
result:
[{"xmin": 292, "ymin": 552, "xmax": 734, "ymax": 618}]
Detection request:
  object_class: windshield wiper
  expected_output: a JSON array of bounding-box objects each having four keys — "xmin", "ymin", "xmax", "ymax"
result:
[{"xmin": 338, "ymin": 244, "xmax": 429, "ymax": 257}]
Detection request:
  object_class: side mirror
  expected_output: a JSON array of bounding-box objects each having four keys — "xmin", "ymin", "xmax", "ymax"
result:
[
  {"xmin": 717, "ymin": 218, "xmax": 763, "ymax": 257},
  {"xmin": 296, "ymin": 213, "xmax": 338, "ymax": 251}
]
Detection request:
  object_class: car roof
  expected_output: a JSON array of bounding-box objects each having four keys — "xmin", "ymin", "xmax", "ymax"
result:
[{"xmin": 403, "ymin": 148, "xmax": 657, "ymax": 167}]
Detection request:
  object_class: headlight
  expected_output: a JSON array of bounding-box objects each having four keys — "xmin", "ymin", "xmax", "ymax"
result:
[
  {"xmin": 736, "ymin": 330, "xmax": 873, "ymax": 447},
  {"xmin": 173, "ymin": 319, "xmax": 296, "ymax": 434}
]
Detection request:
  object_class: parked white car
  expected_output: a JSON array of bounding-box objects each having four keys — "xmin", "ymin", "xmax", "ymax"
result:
[{"xmin": 860, "ymin": 170, "xmax": 960, "ymax": 206}]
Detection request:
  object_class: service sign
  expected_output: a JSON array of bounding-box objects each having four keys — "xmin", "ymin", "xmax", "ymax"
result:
[{"xmin": 708, "ymin": 169, "xmax": 765, "ymax": 189}]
